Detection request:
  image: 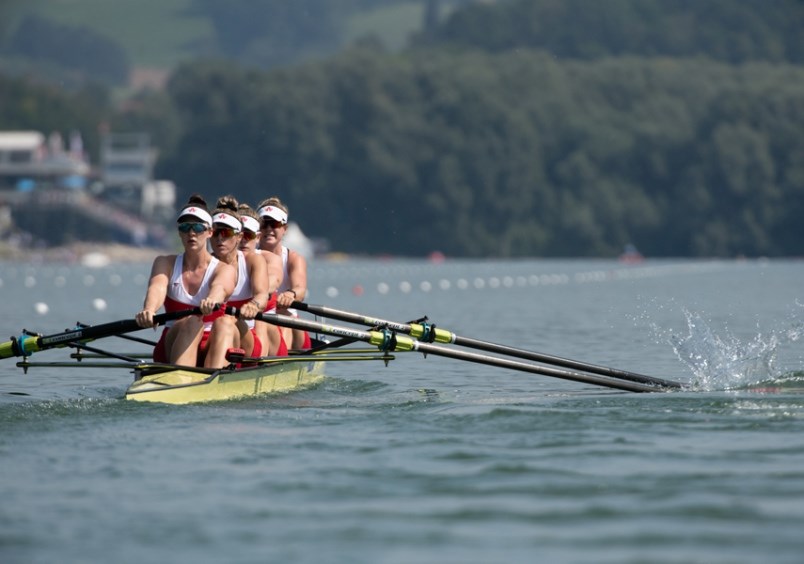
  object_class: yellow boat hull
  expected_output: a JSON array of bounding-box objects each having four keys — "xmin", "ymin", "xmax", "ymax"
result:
[{"xmin": 125, "ymin": 359, "xmax": 325, "ymax": 404}]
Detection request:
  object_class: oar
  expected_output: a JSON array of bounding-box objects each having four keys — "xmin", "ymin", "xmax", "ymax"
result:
[
  {"xmin": 291, "ymin": 301, "xmax": 684, "ymax": 390},
  {"xmin": 0, "ymin": 308, "xmax": 202, "ymax": 360},
  {"xmin": 233, "ymin": 307, "xmax": 671, "ymax": 393}
]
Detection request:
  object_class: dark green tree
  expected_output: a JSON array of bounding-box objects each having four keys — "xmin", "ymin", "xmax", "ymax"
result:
[{"xmin": 6, "ymin": 15, "xmax": 130, "ymax": 85}]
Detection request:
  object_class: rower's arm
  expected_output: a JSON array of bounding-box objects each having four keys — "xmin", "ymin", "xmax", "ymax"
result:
[
  {"xmin": 201, "ymin": 262, "xmax": 236, "ymax": 314},
  {"xmin": 263, "ymin": 251, "xmax": 284, "ymax": 293},
  {"xmin": 137, "ymin": 255, "xmax": 172, "ymax": 327},
  {"xmin": 278, "ymin": 251, "xmax": 307, "ymax": 307},
  {"xmin": 241, "ymin": 253, "xmax": 270, "ymax": 318}
]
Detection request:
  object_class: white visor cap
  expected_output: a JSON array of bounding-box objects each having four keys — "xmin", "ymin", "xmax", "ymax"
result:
[
  {"xmin": 212, "ymin": 211, "xmax": 242, "ymax": 231},
  {"xmin": 258, "ymin": 205, "xmax": 288, "ymax": 224},
  {"xmin": 241, "ymin": 215, "xmax": 260, "ymax": 233},
  {"xmin": 177, "ymin": 205, "xmax": 213, "ymax": 226}
]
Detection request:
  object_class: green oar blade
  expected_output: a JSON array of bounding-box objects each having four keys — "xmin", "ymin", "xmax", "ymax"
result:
[{"xmin": 1, "ymin": 308, "xmax": 202, "ymax": 360}]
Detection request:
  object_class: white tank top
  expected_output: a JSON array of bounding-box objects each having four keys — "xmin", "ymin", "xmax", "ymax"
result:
[
  {"xmin": 277, "ymin": 246, "xmax": 291, "ymax": 293},
  {"xmin": 229, "ymin": 250, "xmax": 251, "ymax": 302},
  {"xmin": 277, "ymin": 246, "xmax": 300, "ymax": 316},
  {"xmin": 228, "ymin": 251, "xmax": 255, "ymax": 329},
  {"xmin": 166, "ymin": 253, "xmax": 219, "ymax": 330},
  {"xmin": 254, "ymin": 249, "xmax": 277, "ymax": 314}
]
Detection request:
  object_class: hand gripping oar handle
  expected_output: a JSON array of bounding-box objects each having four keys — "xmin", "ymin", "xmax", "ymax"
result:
[
  {"xmin": 1, "ymin": 308, "xmax": 203, "ymax": 359},
  {"xmin": 231, "ymin": 306, "xmax": 671, "ymax": 393},
  {"xmin": 291, "ymin": 301, "xmax": 684, "ymax": 390}
]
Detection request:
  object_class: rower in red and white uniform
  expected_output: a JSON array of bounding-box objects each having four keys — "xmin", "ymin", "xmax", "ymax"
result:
[
  {"xmin": 257, "ymin": 197, "xmax": 311, "ymax": 350},
  {"xmin": 238, "ymin": 202, "xmax": 288, "ymax": 356},
  {"xmin": 208, "ymin": 196, "xmax": 271, "ymax": 359},
  {"xmin": 135, "ymin": 194, "xmax": 236, "ymax": 368}
]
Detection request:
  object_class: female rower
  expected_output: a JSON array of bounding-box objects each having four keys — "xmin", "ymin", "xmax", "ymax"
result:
[
  {"xmin": 135, "ymin": 194, "xmax": 236, "ymax": 368},
  {"xmin": 209, "ymin": 196, "xmax": 271, "ymax": 359},
  {"xmin": 238, "ymin": 202, "xmax": 288, "ymax": 356},
  {"xmin": 257, "ymin": 196, "xmax": 310, "ymax": 350}
]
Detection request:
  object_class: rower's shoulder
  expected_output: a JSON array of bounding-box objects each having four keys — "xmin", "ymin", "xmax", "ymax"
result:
[
  {"xmin": 260, "ymin": 249, "xmax": 282, "ymax": 265},
  {"xmin": 287, "ymin": 248, "xmax": 307, "ymax": 267},
  {"xmin": 151, "ymin": 253, "xmax": 177, "ymax": 269},
  {"xmin": 245, "ymin": 250, "xmax": 268, "ymax": 269}
]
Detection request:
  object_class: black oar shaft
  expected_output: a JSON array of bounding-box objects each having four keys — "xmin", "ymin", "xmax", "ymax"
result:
[
  {"xmin": 1, "ymin": 309, "xmax": 201, "ymax": 359},
  {"xmin": 449, "ymin": 334, "xmax": 682, "ymax": 389},
  {"xmin": 292, "ymin": 302, "xmax": 682, "ymax": 390},
  {"xmin": 247, "ymin": 309, "xmax": 667, "ymax": 393},
  {"xmin": 293, "ymin": 302, "xmax": 412, "ymax": 332}
]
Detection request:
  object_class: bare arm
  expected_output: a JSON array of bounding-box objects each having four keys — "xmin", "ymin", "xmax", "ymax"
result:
[
  {"xmin": 262, "ymin": 251, "xmax": 284, "ymax": 294},
  {"xmin": 136, "ymin": 255, "xmax": 173, "ymax": 328},
  {"xmin": 200, "ymin": 262, "xmax": 236, "ymax": 314},
  {"xmin": 239, "ymin": 253, "xmax": 270, "ymax": 319},
  {"xmin": 276, "ymin": 250, "xmax": 307, "ymax": 309}
]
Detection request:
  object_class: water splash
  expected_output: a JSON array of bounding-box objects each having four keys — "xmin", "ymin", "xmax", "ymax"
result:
[{"xmin": 668, "ymin": 309, "xmax": 803, "ymax": 391}]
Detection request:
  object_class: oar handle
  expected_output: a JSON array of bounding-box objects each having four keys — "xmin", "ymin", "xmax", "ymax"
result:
[{"xmin": 1, "ymin": 308, "xmax": 203, "ymax": 359}]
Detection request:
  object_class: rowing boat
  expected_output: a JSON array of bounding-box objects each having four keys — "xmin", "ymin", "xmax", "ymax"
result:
[
  {"xmin": 13, "ymin": 344, "xmax": 394, "ymax": 404},
  {"xmin": 0, "ymin": 307, "xmax": 396, "ymax": 404},
  {"xmin": 2, "ymin": 303, "xmax": 688, "ymax": 401},
  {"xmin": 125, "ymin": 357, "xmax": 326, "ymax": 404}
]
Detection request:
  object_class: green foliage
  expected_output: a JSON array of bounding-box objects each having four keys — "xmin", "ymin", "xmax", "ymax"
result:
[
  {"xmin": 422, "ymin": 0, "xmax": 804, "ymax": 64},
  {"xmin": 155, "ymin": 50, "xmax": 804, "ymax": 257},
  {"xmin": 22, "ymin": 0, "xmax": 214, "ymax": 69},
  {"xmin": 191, "ymin": 0, "xmax": 346, "ymax": 68},
  {"xmin": 6, "ymin": 15, "xmax": 130, "ymax": 85},
  {"xmin": 4, "ymin": 0, "xmax": 804, "ymax": 257},
  {"xmin": 0, "ymin": 74, "xmax": 110, "ymax": 157}
]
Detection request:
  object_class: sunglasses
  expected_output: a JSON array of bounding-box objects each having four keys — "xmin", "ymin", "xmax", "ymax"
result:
[
  {"xmin": 178, "ymin": 222, "xmax": 208, "ymax": 234},
  {"xmin": 212, "ymin": 227, "xmax": 238, "ymax": 239},
  {"xmin": 241, "ymin": 230, "xmax": 258, "ymax": 241},
  {"xmin": 261, "ymin": 218, "xmax": 286, "ymax": 230}
]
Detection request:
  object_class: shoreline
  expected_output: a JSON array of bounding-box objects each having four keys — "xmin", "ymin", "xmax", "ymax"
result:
[{"xmin": 0, "ymin": 242, "xmax": 165, "ymax": 264}]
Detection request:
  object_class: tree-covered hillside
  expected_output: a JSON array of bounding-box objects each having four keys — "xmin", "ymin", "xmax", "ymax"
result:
[
  {"xmin": 1, "ymin": 0, "xmax": 803, "ymax": 257},
  {"xmin": 419, "ymin": 0, "xmax": 804, "ymax": 64},
  {"xmin": 158, "ymin": 51, "xmax": 804, "ymax": 257}
]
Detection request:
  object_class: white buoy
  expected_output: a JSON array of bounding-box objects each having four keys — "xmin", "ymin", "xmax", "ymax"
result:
[
  {"xmin": 93, "ymin": 298, "xmax": 108, "ymax": 311},
  {"xmin": 34, "ymin": 302, "xmax": 49, "ymax": 315},
  {"xmin": 81, "ymin": 252, "xmax": 111, "ymax": 268}
]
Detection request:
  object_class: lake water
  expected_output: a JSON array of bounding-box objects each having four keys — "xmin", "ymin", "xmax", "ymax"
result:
[{"xmin": 1, "ymin": 257, "xmax": 803, "ymax": 563}]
